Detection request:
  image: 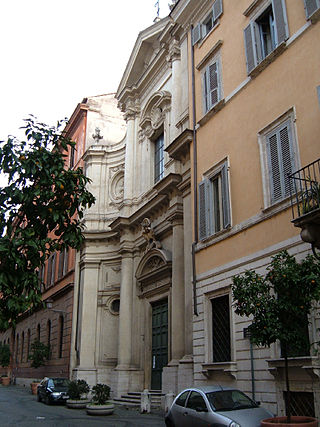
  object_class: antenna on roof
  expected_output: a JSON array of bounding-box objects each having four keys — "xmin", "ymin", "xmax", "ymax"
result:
[{"xmin": 154, "ymin": 0, "xmax": 160, "ymax": 21}]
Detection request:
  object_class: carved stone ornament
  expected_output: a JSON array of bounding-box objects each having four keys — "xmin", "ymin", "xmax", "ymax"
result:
[
  {"xmin": 141, "ymin": 218, "xmax": 162, "ymax": 254},
  {"xmin": 110, "ymin": 167, "xmax": 124, "ymax": 204},
  {"xmin": 150, "ymin": 106, "xmax": 163, "ymax": 130}
]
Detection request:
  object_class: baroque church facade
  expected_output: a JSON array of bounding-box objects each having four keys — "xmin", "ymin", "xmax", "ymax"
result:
[{"xmin": 71, "ymin": 16, "xmax": 194, "ymax": 396}]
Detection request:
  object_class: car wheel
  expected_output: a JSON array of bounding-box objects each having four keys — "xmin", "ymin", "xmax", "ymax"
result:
[
  {"xmin": 45, "ymin": 395, "xmax": 51, "ymax": 405},
  {"xmin": 37, "ymin": 393, "xmax": 41, "ymax": 402}
]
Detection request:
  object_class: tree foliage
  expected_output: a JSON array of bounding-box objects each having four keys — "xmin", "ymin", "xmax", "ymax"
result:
[
  {"xmin": 0, "ymin": 117, "xmax": 95, "ymax": 330},
  {"xmin": 67, "ymin": 379, "xmax": 90, "ymax": 400},
  {"xmin": 232, "ymin": 250, "xmax": 320, "ymax": 353}
]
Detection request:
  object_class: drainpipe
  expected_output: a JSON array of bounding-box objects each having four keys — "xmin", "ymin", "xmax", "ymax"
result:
[{"xmin": 191, "ymin": 26, "xmax": 198, "ymax": 316}]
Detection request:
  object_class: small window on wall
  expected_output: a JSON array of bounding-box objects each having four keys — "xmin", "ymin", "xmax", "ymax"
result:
[
  {"xmin": 211, "ymin": 295, "xmax": 231, "ymax": 362},
  {"xmin": 244, "ymin": 0, "xmax": 288, "ymax": 74},
  {"xmin": 192, "ymin": 0, "xmax": 223, "ymax": 44},
  {"xmin": 203, "ymin": 57, "xmax": 222, "ymax": 113},
  {"xmin": 260, "ymin": 117, "xmax": 298, "ymax": 206},
  {"xmin": 198, "ymin": 160, "xmax": 231, "ymax": 240},
  {"xmin": 154, "ymin": 133, "xmax": 164, "ymax": 183}
]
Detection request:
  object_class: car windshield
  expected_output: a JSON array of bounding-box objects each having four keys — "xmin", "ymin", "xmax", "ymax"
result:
[
  {"xmin": 52, "ymin": 379, "xmax": 69, "ymax": 388},
  {"xmin": 206, "ymin": 390, "xmax": 258, "ymax": 412}
]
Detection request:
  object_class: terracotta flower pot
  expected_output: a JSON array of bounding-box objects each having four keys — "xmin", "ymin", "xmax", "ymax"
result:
[
  {"xmin": 261, "ymin": 416, "xmax": 318, "ymax": 426},
  {"xmin": 1, "ymin": 376, "xmax": 10, "ymax": 386}
]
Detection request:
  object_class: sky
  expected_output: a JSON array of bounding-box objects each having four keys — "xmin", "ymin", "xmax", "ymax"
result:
[{"xmin": 0, "ymin": 0, "xmax": 171, "ymax": 141}]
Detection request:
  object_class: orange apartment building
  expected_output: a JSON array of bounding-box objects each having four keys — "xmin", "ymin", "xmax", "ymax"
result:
[{"xmin": 178, "ymin": 0, "xmax": 320, "ymax": 419}]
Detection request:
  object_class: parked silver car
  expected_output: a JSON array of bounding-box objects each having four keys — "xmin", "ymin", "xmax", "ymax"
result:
[{"xmin": 165, "ymin": 386, "xmax": 274, "ymax": 427}]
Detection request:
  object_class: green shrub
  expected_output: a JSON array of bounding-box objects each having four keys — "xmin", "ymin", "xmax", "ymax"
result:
[
  {"xmin": 28, "ymin": 340, "xmax": 50, "ymax": 368},
  {"xmin": 67, "ymin": 379, "xmax": 90, "ymax": 400},
  {"xmin": 91, "ymin": 383, "xmax": 111, "ymax": 405}
]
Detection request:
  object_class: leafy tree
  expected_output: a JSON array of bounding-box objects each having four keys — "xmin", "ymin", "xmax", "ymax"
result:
[
  {"xmin": 0, "ymin": 343, "xmax": 11, "ymax": 369},
  {"xmin": 232, "ymin": 250, "xmax": 320, "ymax": 422},
  {"xmin": 0, "ymin": 117, "xmax": 95, "ymax": 330}
]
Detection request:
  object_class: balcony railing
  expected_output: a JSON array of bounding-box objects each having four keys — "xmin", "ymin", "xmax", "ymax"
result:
[{"xmin": 289, "ymin": 158, "xmax": 320, "ymax": 220}]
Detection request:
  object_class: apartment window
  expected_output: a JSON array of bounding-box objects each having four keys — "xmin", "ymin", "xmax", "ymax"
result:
[
  {"xmin": 203, "ymin": 57, "xmax": 222, "ymax": 113},
  {"xmin": 47, "ymin": 320, "xmax": 51, "ymax": 360},
  {"xmin": 37, "ymin": 323, "xmax": 41, "ymax": 341},
  {"xmin": 211, "ymin": 295, "xmax": 231, "ymax": 362},
  {"xmin": 21, "ymin": 332, "xmax": 24, "ymax": 363},
  {"xmin": 27, "ymin": 329, "xmax": 31, "ymax": 359},
  {"xmin": 283, "ymin": 391, "xmax": 315, "ymax": 418},
  {"xmin": 198, "ymin": 161, "xmax": 231, "ymax": 240},
  {"xmin": 58, "ymin": 248, "xmax": 69, "ymax": 279},
  {"xmin": 154, "ymin": 133, "xmax": 164, "ymax": 183},
  {"xmin": 263, "ymin": 119, "xmax": 297, "ymax": 205},
  {"xmin": 15, "ymin": 334, "xmax": 19, "ymax": 363},
  {"xmin": 46, "ymin": 253, "xmax": 56, "ymax": 287},
  {"xmin": 192, "ymin": 0, "xmax": 223, "ymax": 44},
  {"xmin": 244, "ymin": 0, "xmax": 288, "ymax": 74},
  {"xmin": 58, "ymin": 316, "xmax": 64, "ymax": 358},
  {"xmin": 304, "ymin": 0, "xmax": 320, "ymax": 20}
]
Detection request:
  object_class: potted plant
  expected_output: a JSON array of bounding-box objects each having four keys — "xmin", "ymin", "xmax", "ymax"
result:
[
  {"xmin": 0, "ymin": 344, "xmax": 11, "ymax": 386},
  {"xmin": 66, "ymin": 379, "xmax": 90, "ymax": 409},
  {"xmin": 86, "ymin": 383, "xmax": 115, "ymax": 416},
  {"xmin": 28, "ymin": 339, "xmax": 50, "ymax": 394},
  {"xmin": 232, "ymin": 250, "xmax": 320, "ymax": 426}
]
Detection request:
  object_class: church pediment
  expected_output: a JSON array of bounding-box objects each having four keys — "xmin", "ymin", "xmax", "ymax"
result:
[{"xmin": 135, "ymin": 248, "xmax": 172, "ymax": 296}]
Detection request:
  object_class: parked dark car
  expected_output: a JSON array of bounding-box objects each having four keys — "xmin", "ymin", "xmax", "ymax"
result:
[
  {"xmin": 165, "ymin": 386, "xmax": 275, "ymax": 427},
  {"xmin": 37, "ymin": 377, "xmax": 70, "ymax": 405}
]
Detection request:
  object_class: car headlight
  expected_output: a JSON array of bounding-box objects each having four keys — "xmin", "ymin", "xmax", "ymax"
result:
[
  {"xmin": 51, "ymin": 392, "xmax": 61, "ymax": 397},
  {"xmin": 230, "ymin": 422, "xmax": 241, "ymax": 427}
]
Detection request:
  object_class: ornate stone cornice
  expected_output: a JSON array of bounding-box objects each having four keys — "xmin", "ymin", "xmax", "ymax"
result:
[{"xmin": 123, "ymin": 98, "xmax": 141, "ymax": 121}]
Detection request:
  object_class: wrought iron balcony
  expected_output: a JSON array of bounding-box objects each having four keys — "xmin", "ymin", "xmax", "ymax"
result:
[{"xmin": 289, "ymin": 158, "xmax": 320, "ymax": 257}]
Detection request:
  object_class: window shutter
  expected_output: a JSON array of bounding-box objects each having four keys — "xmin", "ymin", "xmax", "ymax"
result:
[
  {"xmin": 199, "ymin": 179, "xmax": 210, "ymax": 240},
  {"xmin": 272, "ymin": 0, "xmax": 289, "ymax": 44},
  {"xmin": 221, "ymin": 163, "xmax": 231, "ymax": 228},
  {"xmin": 212, "ymin": 0, "xmax": 223, "ymax": 21},
  {"xmin": 206, "ymin": 62, "xmax": 219, "ymax": 109},
  {"xmin": 244, "ymin": 23, "xmax": 256, "ymax": 74},
  {"xmin": 192, "ymin": 24, "xmax": 202, "ymax": 45},
  {"xmin": 279, "ymin": 125, "xmax": 294, "ymax": 196},
  {"xmin": 267, "ymin": 132, "xmax": 282, "ymax": 202},
  {"xmin": 304, "ymin": 0, "xmax": 320, "ymax": 19},
  {"xmin": 267, "ymin": 122, "xmax": 294, "ymax": 203}
]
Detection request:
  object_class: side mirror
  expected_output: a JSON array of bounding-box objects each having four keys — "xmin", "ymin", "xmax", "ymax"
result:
[{"xmin": 254, "ymin": 401, "xmax": 261, "ymax": 406}]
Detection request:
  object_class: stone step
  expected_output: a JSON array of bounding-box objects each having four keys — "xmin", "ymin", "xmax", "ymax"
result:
[{"xmin": 114, "ymin": 390, "xmax": 165, "ymax": 408}]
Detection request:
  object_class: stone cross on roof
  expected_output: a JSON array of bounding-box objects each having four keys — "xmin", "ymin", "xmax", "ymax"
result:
[{"xmin": 92, "ymin": 127, "xmax": 103, "ymax": 144}]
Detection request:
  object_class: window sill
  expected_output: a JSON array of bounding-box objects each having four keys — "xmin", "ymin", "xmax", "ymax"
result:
[
  {"xmin": 198, "ymin": 99, "xmax": 225, "ymax": 127},
  {"xmin": 249, "ymin": 41, "xmax": 287, "ymax": 79},
  {"xmin": 202, "ymin": 362, "xmax": 237, "ymax": 379},
  {"xmin": 266, "ymin": 356, "xmax": 320, "ymax": 380}
]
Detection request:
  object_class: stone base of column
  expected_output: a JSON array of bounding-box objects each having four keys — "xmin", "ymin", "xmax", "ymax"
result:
[
  {"xmin": 114, "ymin": 366, "xmax": 144, "ymax": 397},
  {"xmin": 177, "ymin": 355, "xmax": 193, "ymax": 392},
  {"xmin": 162, "ymin": 356, "xmax": 194, "ymax": 395},
  {"xmin": 71, "ymin": 367, "xmax": 97, "ymax": 387}
]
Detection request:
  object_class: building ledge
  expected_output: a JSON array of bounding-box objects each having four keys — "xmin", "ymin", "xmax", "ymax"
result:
[
  {"xmin": 266, "ymin": 356, "xmax": 320, "ymax": 379},
  {"xmin": 202, "ymin": 362, "xmax": 237, "ymax": 379}
]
